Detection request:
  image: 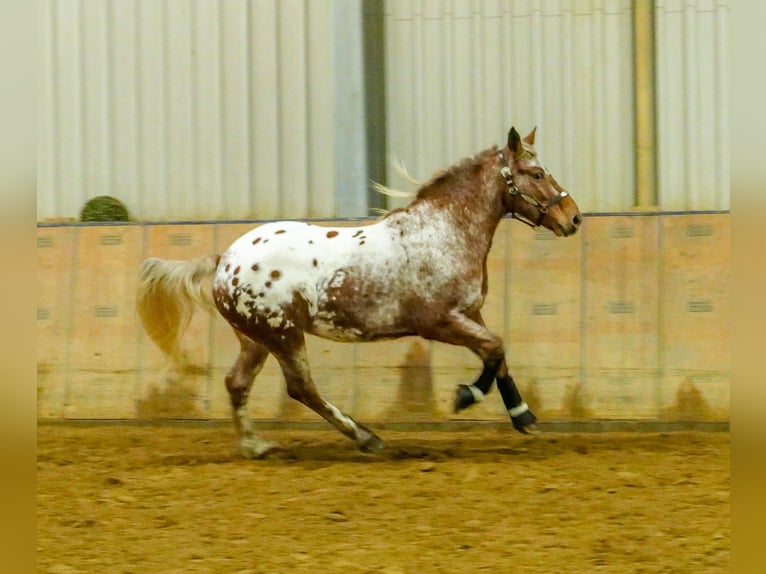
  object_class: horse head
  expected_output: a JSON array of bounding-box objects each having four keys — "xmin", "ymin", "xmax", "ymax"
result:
[{"xmin": 499, "ymin": 126, "xmax": 582, "ymax": 237}]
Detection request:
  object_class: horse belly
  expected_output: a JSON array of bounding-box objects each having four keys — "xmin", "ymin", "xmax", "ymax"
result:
[{"xmin": 310, "ymin": 292, "xmax": 406, "ymax": 342}]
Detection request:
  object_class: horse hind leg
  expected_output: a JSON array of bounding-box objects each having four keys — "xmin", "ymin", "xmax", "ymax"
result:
[
  {"xmin": 274, "ymin": 335, "xmax": 385, "ymax": 453},
  {"xmin": 226, "ymin": 331, "xmax": 276, "ymax": 458}
]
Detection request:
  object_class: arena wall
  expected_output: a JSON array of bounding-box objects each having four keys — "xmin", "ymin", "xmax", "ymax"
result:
[
  {"xmin": 37, "ymin": 212, "xmax": 729, "ymax": 422},
  {"xmin": 39, "ymin": 0, "xmax": 729, "ymax": 222}
]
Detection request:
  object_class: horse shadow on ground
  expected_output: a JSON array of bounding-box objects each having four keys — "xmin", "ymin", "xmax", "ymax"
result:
[{"xmin": 152, "ymin": 431, "xmax": 711, "ymax": 469}]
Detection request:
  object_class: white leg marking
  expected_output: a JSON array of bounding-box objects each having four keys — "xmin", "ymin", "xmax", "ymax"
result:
[
  {"xmin": 508, "ymin": 402, "xmax": 529, "ymax": 418},
  {"xmin": 327, "ymin": 404, "xmax": 357, "ymax": 432},
  {"xmin": 234, "ymin": 405, "xmax": 276, "ymax": 458},
  {"xmin": 468, "ymin": 384, "xmax": 485, "ymax": 403}
]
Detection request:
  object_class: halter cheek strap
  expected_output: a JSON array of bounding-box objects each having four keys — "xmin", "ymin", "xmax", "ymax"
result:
[{"xmin": 497, "ymin": 151, "xmax": 569, "ymax": 228}]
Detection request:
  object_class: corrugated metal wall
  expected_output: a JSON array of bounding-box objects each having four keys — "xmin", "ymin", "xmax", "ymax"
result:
[
  {"xmin": 38, "ymin": 0, "xmax": 337, "ymax": 222},
  {"xmin": 655, "ymin": 0, "xmax": 729, "ymax": 210},
  {"xmin": 383, "ymin": 0, "xmax": 637, "ymax": 213},
  {"xmin": 38, "ymin": 0, "xmax": 729, "ymax": 221},
  {"xmin": 383, "ymin": 0, "xmax": 729, "ymax": 213}
]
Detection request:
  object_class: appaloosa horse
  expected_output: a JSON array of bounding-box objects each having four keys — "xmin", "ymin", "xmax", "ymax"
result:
[{"xmin": 136, "ymin": 126, "xmax": 582, "ymax": 458}]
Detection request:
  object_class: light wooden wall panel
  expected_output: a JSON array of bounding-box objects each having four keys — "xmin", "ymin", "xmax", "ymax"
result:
[
  {"xmin": 660, "ymin": 214, "xmax": 729, "ymax": 420},
  {"xmin": 36, "ymin": 213, "xmax": 730, "ymax": 422},
  {"xmin": 37, "ymin": 228, "xmax": 77, "ymax": 418},
  {"xmin": 582, "ymin": 216, "xmax": 661, "ymax": 419},
  {"xmin": 65, "ymin": 226, "xmax": 143, "ymax": 418}
]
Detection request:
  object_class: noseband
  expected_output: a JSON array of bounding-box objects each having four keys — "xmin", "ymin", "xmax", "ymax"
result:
[{"xmin": 498, "ymin": 151, "xmax": 569, "ymax": 228}]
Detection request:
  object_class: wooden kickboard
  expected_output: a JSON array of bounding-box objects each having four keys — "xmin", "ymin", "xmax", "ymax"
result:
[
  {"xmin": 37, "ymin": 227, "xmax": 76, "ymax": 418},
  {"xmin": 660, "ymin": 214, "xmax": 730, "ymax": 420},
  {"xmin": 37, "ymin": 214, "xmax": 731, "ymax": 422},
  {"xmin": 582, "ymin": 216, "xmax": 661, "ymax": 419},
  {"xmin": 65, "ymin": 226, "xmax": 143, "ymax": 418}
]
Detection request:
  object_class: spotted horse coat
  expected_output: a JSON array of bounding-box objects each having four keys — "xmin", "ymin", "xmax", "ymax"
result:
[{"xmin": 136, "ymin": 126, "xmax": 583, "ymax": 457}]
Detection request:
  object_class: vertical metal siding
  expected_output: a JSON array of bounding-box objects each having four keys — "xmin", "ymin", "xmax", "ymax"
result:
[
  {"xmin": 38, "ymin": 0, "xmax": 337, "ymax": 222},
  {"xmin": 384, "ymin": 0, "xmax": 636, "ymax": 213},
  {"xmin": 250, "ymin": 0, "xmax": 281, "ymax": 218},
  {"xmin": 39, "ymin": 0, "xmax": 730, "ymax": 220},
  {"xmin": 655, "ymin": 0, "xmax": 729, "ymax": 210}
]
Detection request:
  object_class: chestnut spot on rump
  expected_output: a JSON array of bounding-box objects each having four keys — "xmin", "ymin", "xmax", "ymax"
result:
[
  {"xmin": 232, "ymin": 277, "xmax": 239, "ymax": 286},
  {"xmin": 225, "ymin": 263, "xmax": 231, "ymax": 272},
  {"xmin": 326, "ymin": 230, "xmax": 339, "ymax": 238},
  {"xmin": 251, "ymin": 264, "xmax": 260, "ymax": 272},
  {"xmin": 270, "ymin": 270, "xmax": 282, "ymax": 280},
  {"xmin": 265, "ymin": 281, "xmax": 272, "ymax": 288},
  {"xmin": 312, "ymin": 258, "xmax": 318, "ymax": 267},
  {"xmin": 233, "ymin": 266, "xmax": 240, "ymax": 275},
  {"xmin": 252, "ymin": 237, "xmax": 261, "ymax": 245},
  {"xmin": 275, "ymin": 230, "xmax": 286, "ymax": 235},
  {"xmin": 359, "ymin": 241, "xmax": 366, "ymax": 246}
]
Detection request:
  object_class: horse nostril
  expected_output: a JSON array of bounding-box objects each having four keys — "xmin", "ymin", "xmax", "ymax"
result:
[{"xmin": 573, "ymin": 214, "xmax": 582, "ymax": 226}]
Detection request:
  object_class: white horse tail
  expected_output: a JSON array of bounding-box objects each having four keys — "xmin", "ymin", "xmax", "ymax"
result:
[{"xmin": 136, "ymin": 254, "xmax": 219, "ymax": 366}]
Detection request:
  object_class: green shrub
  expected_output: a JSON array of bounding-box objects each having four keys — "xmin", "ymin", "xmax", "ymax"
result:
[{"xmin": 80, "ymin": 196, "xmax": 130, "ymax": 222}]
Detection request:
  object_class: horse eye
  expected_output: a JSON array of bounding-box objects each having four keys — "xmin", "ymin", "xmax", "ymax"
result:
[{"xmin": 533, "ymin": 172, "xmax": 544, "ymax": 180}]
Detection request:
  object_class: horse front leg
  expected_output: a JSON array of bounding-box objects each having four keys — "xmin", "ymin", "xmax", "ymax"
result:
[
  {"xmin": 439, "ymin": 311, "xmax": 539, "ymax": 434},
  {"xmin": 494, "ymin": 362, "xmax": 539, "ymax": 434},
  {"xmin": 225, "ymin": 331, "xmax": 276, "ymax": 458},
  {"xmin": 453, "ymin": 358, "xmax": 538, "ymax": 433}
]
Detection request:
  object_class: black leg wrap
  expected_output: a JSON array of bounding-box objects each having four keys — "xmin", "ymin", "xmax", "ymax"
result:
[
  {"xmin": 473, "ymin": 357, "xmax": 502, "ymax": 393},
  {"xmin": 453, "ymin": 357, "xmax": 502, "ymax": 413},
  {"xmin": 496, "ymin": 374, "xmax": 522, "ymax": 409},
  {"xmin": 497, "ymin": 375, "xmax": 538, "ymax": 433}
]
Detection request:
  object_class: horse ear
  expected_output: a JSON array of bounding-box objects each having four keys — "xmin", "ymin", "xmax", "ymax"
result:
[
  {"xmin": 523, "ymin": 126, "xmax": 537, "ymax": 145},
  {"xmin": 507, "ymin": 127, "xmax": 523, "ymax": 155}
]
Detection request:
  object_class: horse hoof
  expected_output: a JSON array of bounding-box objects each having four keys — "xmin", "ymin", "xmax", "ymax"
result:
[
  {"xmin": 453, "ymin": 384, "xmax": 476, "ymax": 413},
  {"xmin": 359, "ymin": 434, "xmax": 385, "ymax": 454},
  {"xmin": 511, "ymin": 409, "xmax": 539, "ymax": 434},
  {"xmin": 239, "ymin": 439, "xmax": 277, "ymax": 459},
  {"xmin": 517, "ymin": 423, "xmax": 542, "ymax": 436}
]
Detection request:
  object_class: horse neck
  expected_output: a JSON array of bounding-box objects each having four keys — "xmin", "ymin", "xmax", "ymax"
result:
[{"xmin": 408, "ymin": 159, "xmax": 506, "ymax": 253}]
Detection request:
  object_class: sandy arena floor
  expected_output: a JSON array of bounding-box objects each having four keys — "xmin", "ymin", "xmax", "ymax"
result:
[{"xmin": 37, "ymin": 425, "xmax": 729, "ymax": 573}]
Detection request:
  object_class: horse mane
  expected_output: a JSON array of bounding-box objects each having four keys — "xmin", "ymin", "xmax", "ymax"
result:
[
  {"xmin": 375, "ymin": 146, "xmax": 501, "ymax": 218},
  {"xmin": 414, "ymin": 147, "xmax": 498, "ymax": 200}
]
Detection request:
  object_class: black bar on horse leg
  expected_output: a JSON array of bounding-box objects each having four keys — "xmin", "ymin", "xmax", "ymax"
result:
[
  {"xmin": 454, "ymin": 357, "xmax": 502, "ymax": 412},
  {"xmin": 496, "ymin": 374, "xmax": 522, "ymax": 408},
  {"xmin": 474, "ymin": 357, "xmax": 502, "ymax": 393},
  {"xmin": 497, "ymin": 374, "xmax": 537, "ymax": 432}
]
